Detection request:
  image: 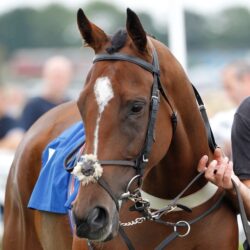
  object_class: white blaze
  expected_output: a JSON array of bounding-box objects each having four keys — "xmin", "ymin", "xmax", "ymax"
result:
[{"xmin": 93, "ymin": 76, "xmax": 114, "ymax": 155}]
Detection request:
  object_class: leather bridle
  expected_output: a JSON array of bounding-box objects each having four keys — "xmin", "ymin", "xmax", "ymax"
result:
[
  {"xmin": 93, "ymin": 48, "xmax": 177, "ymax": 177},
  {"xmin": 90, "ymin": 48, "xmax": 178, "ymax": 211},
  {"xmin": 70, "ymin": 46, "xmax": 227, "ymax": 250},
  {"xmin": 68, "ymin": 43, "xmax": 250, "ymax": 249},
  {"xmin": 71, "ymin": 45, "xmax": 217, "ymax": 212}
]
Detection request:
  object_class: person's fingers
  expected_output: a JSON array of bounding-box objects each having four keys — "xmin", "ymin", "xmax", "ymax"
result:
[
  {"xmin": 197, "ymin": 155, "xmax": 208, "ymax": 172},
  {"xmin": 204, "ymin": 160, "xmax": 217, "ymax": 182},
  {"xmin": 213, "ymin": 148, "xmax": 224, "ymax": 164},
  {"xmin": 222, "ymin": 156, "xmax": 229, "ymax": 164},
  {"xmin": 223, "ymin": 161, "xmax": 233, "ymax": 189},
  {"xmin": 203, "ymin": 158, "xmax": 236, "ymax": 190},
  {"xmin": 214, "ymin": 162, "xmax": 226, "ymax": 187}
]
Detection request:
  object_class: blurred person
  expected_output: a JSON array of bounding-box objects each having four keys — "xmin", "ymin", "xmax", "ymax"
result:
[
  {"xmin": 0, "ymin": 87, "xmax": 22, "ymax": 226},
  {"xmin": 19, "ymin": 55, "xmax": 73, "ymax": 131},
  {"xmin": 0, "ymin": 87, "xmax": 23, "ymax": 150},
  {"xmin": 5, "ymin": 85, "xmax": 27, "ymax": 118},
  {"xmin": 210, "ymin": 60, "xmax": 250, "ymax": 158}
]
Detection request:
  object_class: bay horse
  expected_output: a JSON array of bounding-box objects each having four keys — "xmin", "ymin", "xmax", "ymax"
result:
[{"xmin": 3, "ymin": 8, "xmax": 238, "ymax": 250}]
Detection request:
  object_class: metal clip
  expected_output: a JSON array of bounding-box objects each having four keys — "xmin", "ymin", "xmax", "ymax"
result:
[
  {"xmin": 199, "ymin": 104, "xmax": 205, "ymax": 111},
  {"xmin": 120, "ymin": 191, "xmax": 131, "ymax": 200}
]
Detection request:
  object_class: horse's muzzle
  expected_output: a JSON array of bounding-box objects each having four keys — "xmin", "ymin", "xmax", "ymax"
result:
[{"xmin": 74, "ymin": 207, "xmax": 112, "ymax": 241}]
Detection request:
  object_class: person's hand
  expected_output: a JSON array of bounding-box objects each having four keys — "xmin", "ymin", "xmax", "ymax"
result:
[{"xmin": 197, "ymin": 148, "xmax": 240, "ymax": 190}]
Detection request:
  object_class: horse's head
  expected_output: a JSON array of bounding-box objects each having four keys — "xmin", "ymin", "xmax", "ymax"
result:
[{"xmin": 72, "ymin": 8, "xmax": 186, "ymax": 241}]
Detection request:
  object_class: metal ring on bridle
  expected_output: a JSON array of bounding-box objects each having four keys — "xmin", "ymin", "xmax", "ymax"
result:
[
  {"xmin": 174, "ymin": 220, "xmax": 191, "ymax": 238},
  {"xmin": 119, "ymin": 175, "xmax": 141, "ymax": 200},
  {"xmin": 126, "ymin": 175, "xmax": 141, "ymax": 193}
]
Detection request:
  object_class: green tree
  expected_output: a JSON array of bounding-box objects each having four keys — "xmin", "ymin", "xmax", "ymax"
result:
[
  {"xmin": 0, "ymin": 1, "xmax": 168, "ymax": 55},
  {"xmin": 212, "ymin": 7, "xmax": 250, "ymax": 48},
  {"xmin": 1, "ymin": 3, "xmax": 250, "ymax": 55},
  {"xmin": 185, "ymin": 10, "xmax": 211, "ymax": 50},
  {"xmin": 82, "ymin": 1, "xmax": 167, "ymax": 44},
  {"xmin": 0, "ymin": 5, "xmax": 75, "ymax": 53}
]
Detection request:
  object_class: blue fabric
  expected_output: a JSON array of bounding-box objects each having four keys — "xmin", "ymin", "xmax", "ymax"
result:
[
  {"xmin": 28, "ymin": 121, "xmax": 84, "ymax": 214},
  {"xmin": 65, "ymin": 175, "xmax": 80, "ymax": 210}
]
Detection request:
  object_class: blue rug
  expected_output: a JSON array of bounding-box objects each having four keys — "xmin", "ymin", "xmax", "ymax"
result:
[{"xmin": 28, "ymin": 121, "xmax": 85, "ymax": 214}]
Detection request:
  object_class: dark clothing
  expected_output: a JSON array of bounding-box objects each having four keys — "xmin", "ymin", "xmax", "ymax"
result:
[
  {"xmin": 0, "ymin": 115, "xmax": 19, "ymax": 139},
  {"xmin": 232, "ymin": 97, "xmax": 250, "ymax": 250},
  {"xmin": 232, "ymin": 97, "xmax": 250, "ymax": 180},
  {"xmin": 244, "ymin": 240, "xmax": 250, "ymax": 250},
  {"xmin": 20, "ymin": 96, "xmax": 68, "ymax": 131}
]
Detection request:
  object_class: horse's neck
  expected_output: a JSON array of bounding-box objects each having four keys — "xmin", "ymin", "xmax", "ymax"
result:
[{"xmin": 143, "ymin": 57, "xmax": 210, "ymax": 198}]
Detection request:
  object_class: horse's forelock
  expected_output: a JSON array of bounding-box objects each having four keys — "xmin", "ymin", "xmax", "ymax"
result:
[{"xmin": 106, "ymin": 29, "xmax": 127, "ymax": 54}]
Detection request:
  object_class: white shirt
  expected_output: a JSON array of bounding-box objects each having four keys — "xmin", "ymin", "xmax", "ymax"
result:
[{"xmin": 210, "ymin": 108, "xmax": 236, "ymax": 146}]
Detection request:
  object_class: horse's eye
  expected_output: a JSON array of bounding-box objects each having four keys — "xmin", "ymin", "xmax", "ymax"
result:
[{"xmin": 131, "ymin": 103, "xmax": 144, "ymax": 114}]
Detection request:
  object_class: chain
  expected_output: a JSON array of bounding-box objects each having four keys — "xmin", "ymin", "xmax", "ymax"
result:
[
  {"xmin": 120, "ymin": 216, "xmax": 147, "ymax": 227},
  {"xmin": 119, "ymin": 190, "xmax": 176, "ymax": 227},
  {"xmin": 119, "ymin": 185, "xmax": 181, "ymax": 228}
]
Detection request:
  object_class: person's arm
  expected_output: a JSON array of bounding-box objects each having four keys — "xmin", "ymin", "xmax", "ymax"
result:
[{"xmin": 198, "ymin": 148, "xmax": 250, "ymax": 219}]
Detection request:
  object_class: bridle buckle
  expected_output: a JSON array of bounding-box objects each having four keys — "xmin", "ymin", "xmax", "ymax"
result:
[
  {"xmin": 151, "ymin": 89, "xmax": 160, "ymax": 102},
  {"xmin": 142, "ymin": 155, "xmax": 149, "ymax": 163}
]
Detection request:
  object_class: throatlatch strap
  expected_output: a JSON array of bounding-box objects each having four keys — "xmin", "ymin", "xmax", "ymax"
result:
[{"xmin": 192, "ymin": 84, "xmax": 217, "ymax": 152}]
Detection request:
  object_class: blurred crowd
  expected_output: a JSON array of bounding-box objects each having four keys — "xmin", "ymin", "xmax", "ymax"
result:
[
  {"xmin": 0, "ymin": 55, "xmax": 74, "ymax": 226},
  {"xmin": 0, "ymin": 55, "xmax": 74, "ymax": 151},
  {"xmin": 210, "ymin": 59, "xmax": 250, "ymax": 159}
]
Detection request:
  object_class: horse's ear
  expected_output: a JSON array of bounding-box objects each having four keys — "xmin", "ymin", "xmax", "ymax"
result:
[
  {"xmin": 77, "ymin": 9, "xmax": 108, "ymax": 52},
  {"xmin": 126, "ymin": 8, "xmax": 147, "ymax": 52}
]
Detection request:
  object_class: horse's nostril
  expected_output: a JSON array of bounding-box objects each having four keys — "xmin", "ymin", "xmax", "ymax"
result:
[
  {"xmin": 73, "ymin": 207, "xmax": 109, "ymax": 238},
  {"xmin": 87, "ymin": 207, "xmax": 108, "ymax": 232}
]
